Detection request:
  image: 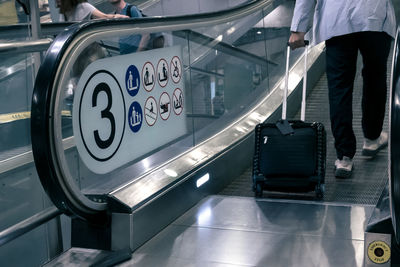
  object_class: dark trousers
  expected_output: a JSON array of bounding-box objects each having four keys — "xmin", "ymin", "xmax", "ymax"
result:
[{"xmin": 325, "ymin": 31, "xmax": 392, "ymax": 160}]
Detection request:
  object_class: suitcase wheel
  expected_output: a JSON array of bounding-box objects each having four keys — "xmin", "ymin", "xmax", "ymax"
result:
[
  {"xmin": 255, "ymin": 183, "xmax": 263, "ymax": 198},
  {"xmin": 315, "ymin": 183, "xmax": 325, "ymax": 199}
]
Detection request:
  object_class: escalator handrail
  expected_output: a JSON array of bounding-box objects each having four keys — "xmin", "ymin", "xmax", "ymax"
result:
[
  {"xmin": 30, "ymin": 0, "xmax": 276, "ymax": 222},
  {"xmin": 390, "ymin": 26, "xmax": 400, "ymax": 245}
]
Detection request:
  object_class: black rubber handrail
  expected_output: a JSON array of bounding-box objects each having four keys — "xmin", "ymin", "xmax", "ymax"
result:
[{"xmin": 390, "ymin": 26, "xmax": 400, "ymax": 245}]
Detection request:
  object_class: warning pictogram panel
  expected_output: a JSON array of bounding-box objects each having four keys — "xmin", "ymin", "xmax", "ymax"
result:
[
  {"xmin": 170, "ymin": 56, "xmax": 182, "ymax": 84},
  {"xmin": 173, "ymin": 88, "xmax": 183, "ymax": 115},
  {"xmin": 159, "ymin": 92, "xmax": 171, "ymax": 120},
  {"xmin": 142, "ymin": 61, "xmax": 155, "ymax": 92},
  {"xmin": 157, "ymin": 58, "xmax": 169, "ymax": 87},
  {"xmin": 73, "ymin": 45, "xmax": 186, "ymax": 174},
  {"xmin": 144, "ymin": 96, "xmax": 157, "ymax": 126}
]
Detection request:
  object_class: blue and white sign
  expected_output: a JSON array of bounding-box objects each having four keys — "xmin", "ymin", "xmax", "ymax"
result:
[
  {"xmin": 128, "ymin": 101, "xmax": 142, "ymax": 132},
  {"xmin": 73, "ymin": 46, "xmax": 186, "ymax": 174},
  {"xmin": 125, "ymin": 65, "xmax": 140, "ymax": 97}
]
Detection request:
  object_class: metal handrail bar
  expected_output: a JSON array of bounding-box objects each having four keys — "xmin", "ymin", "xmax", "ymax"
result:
[
  {"xmin": 0, "ymin": 136, "xmax": 75, "ymax": 175},
  {"xmin": 0, "ymin": 38, "xmax": 53, "ymax": 55},
  {"xmin": 0, "ymin": 22, "xmax": 73, "ymax": 40},
  {"xmin": 0, "ymin": 206, "xmax": 62, "ymax": 247}
]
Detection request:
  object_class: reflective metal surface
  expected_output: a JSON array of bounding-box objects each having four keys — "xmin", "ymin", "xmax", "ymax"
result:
[
  {"xmin": 41, "ymin": 196, "xmax": 373, "ymax": 267},
  {"xmin": 43, "ymin": 247, "xmax": 111, "ymax": 267},
  {"xmin": 0, "ymin": 38, "xmax": 52, "ymax": 55},
  {"xmin": 0, "ymin": 206, "xmax": 61, "ymax": 247},
  {"xmin": 123, "ymin": 196, "xmax": 372, "ymax": 267}
]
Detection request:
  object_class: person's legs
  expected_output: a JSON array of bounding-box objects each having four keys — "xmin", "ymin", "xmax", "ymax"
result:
[
  {"xmin": 358, "ymin": 31, "xmax": 392, "ymax": 140},
  {"xmin": 325, "ymin": 34, "xmax": 358, "ymax": 160}
]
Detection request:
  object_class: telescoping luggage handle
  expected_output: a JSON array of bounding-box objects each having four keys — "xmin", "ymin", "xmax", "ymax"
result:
[{"xmin": 276, "ymin": 40, "xmax": 310, "ymax": 135}]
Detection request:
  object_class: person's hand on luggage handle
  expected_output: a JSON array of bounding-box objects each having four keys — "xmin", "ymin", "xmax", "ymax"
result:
[{"xmin": 288, "ymin": 31, "xmax": 306, "ymax": 50}]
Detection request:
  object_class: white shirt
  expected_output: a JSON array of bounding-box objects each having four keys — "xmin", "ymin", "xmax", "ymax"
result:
[
  {"xmin": 290, "ymin": 0, "xmax": 397, "ymax": 44},
  {"xmin": 59, "ymin": 2, "xmax": 96, "ymax": 22}
]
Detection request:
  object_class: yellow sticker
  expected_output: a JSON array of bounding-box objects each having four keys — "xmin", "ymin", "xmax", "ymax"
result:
[
  {"xmin": 368, "ymin": 240, "xmax": 391, "ymax": 264},
  {"xmin": 0, "ymin": 111, "xmax": 71, "ymax": 124}
]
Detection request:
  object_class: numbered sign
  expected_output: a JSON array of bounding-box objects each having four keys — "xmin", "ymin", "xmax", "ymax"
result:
[
  {"xmin": 73, "ymin": 46, "xmax": 186, "ymax": 174},
  {"xmin": 78, "ymin": 70, "xmax": 126, "ymax": 162}
]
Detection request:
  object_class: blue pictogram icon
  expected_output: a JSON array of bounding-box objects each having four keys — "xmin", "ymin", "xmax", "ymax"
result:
[
  {"xmin": 125, "ymin": 65, "xmax": 140, "ymax": 97},
  {"xmin": 128, "ymin": 101, "xmax": 142, "ymax": 133}
]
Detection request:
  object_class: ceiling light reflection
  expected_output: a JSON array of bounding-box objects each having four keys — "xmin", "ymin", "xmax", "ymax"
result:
[{"xmin": 164, "ymin": 169, "xmax": 178, "ymax": 177}]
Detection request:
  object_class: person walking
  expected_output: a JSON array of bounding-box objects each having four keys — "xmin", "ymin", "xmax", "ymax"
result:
[{"xmin": 288, "ymin": 0, "xmax": 396, "ymax": 178}]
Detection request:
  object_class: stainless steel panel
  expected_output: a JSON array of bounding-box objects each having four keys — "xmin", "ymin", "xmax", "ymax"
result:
[
  {"xmin": 43, "ymin": 196, "xmax": 372, "ymax": 266},
  {"xmin": 121, "ymin": 226, "xmax": 364, "ymax": 267},
  {"xmin": 174, "ymin": 196, "xmax": 373, "ymax": 241},
  {"xmin": 43, "ymin": 247, "xmax": 111, "ymax": 267},
  {"xmin": 112, "ymin": 213, "xmax": 133, "ymax": 251},
  {"xmin": 116, "ymin": 196, "xmax": 372, "ymax": 267}
]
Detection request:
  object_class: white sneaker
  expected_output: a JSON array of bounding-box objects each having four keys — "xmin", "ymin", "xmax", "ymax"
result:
[
  {"xmin": 335, "ymin": 156, "xmax": 353, "ymax": 178},
  {"xmin": 362, "ymin": 132, "xmax": 388, "ymax": 158}
]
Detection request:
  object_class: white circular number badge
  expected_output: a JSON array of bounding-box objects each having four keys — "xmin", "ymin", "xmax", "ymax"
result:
[{"xmin": 78, "ymin": 70, "xmax": 126, "ymax": 161}]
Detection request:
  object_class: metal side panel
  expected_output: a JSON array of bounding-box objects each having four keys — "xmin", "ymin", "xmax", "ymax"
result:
[
  {"xmin": 42, "ymin": 196, "xmax": 374, "ymax": 267},
  {"xmin": 117, "ymin": 195, "xmax": 373, "ymax": 267}
]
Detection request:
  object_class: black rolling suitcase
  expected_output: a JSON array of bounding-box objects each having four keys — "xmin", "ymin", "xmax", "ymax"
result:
[{"xmin": 252, "ymin": 42, "xmax": 326, "ymax": 199}]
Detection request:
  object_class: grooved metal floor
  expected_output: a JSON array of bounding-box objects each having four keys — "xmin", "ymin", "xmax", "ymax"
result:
[{"xmin": 219, "ymin": 57, "xmax": 389, "ymax": 205}]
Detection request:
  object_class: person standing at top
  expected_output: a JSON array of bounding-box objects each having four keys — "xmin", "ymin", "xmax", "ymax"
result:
[
  {"xmin": 108, "ymin": 0, "xmax": 150, "ymax": 54},
  {"xmin": 57, "ymin": 0, "xmax": 127, "ymax": 22},
  {"xmin": 288, "ymin": 0, "xmax": 396, "ymax": 178}
]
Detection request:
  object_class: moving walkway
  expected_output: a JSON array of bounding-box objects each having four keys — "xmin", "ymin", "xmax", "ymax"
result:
[{"xmin": 0, "ymin": 0, "xmax": 398, "ymax": 266}]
